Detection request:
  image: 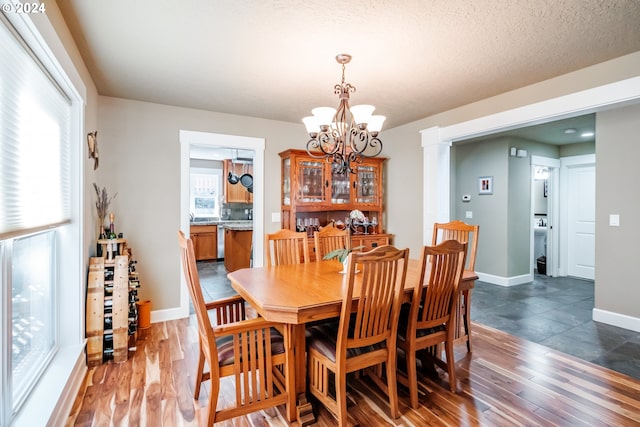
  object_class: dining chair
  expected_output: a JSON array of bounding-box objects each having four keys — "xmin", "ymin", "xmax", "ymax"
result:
[
  {"xmin": 432, "ymin": 220, "xmax": 479, "ymax": 352},
  {"xmin": 397, "ymin": 239, "xmax": 467, "ymax": 405},
  {"xmin": 306, "ymin": 245, "xmax": 409, "ymax": 426},
  {"xmin": 313, "ymin": 224, "xmax": 349, "ymax": 260},
  {"xmin": 265, "ymin": 228, "xmax": 310, "ymax": 266},
  {"xmin": 177, "ymin": 231, "xmax": 295, "ymax": 425}
]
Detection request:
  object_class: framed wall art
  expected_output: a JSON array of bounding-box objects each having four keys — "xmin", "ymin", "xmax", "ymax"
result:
[{"xmin": 478, "ymin": 176, "xmax": 493, "ymax": 195}]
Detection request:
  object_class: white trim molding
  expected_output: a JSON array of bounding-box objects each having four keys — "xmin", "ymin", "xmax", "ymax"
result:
[{"xmin": 420, "ymin": 126, "xmax": 451, "ymax": 245}]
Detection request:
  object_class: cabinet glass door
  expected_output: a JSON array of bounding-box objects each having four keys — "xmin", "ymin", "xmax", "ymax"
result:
[
  {"xmin": 331, "ymin": 165, "xmax": 351, "ymax": 205},
  {"xmin": 354, "ymin": 164, "xmax": 379, "ymax": 205},
  {"xmin": 298, "ymin": 160, "xmax": 327, "ymax": 203},
  {"xmin": 282, "ymin": 158, "xmax": 291, "ymax": 205}
]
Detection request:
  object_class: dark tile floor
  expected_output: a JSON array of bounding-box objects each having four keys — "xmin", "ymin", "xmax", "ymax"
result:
[
  {"xmin": 471, "ymin": 274, "xmax": 640, "ymax": 380},
  {"xmin": 197, "ymin": 260, "xmax": 237, "ymax": 301},
  {"xmin": 197, "ymin": 260, "xmax": 640, "ymax": 380}
]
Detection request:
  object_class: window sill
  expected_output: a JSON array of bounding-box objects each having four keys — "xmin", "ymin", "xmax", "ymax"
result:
[{"xmin": 11, "ymin": 343, "xmax": 85, "ymax": 427}]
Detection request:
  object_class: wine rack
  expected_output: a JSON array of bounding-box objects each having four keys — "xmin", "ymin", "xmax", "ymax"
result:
[{"xmin": 86, "ymin": 240, "xmax": 141, "ymax": 367}]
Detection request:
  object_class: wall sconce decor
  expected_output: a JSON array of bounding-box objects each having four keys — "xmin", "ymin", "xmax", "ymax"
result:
[{"xmin": 87, "ymin": 131, "xmax": 99, "ymax": 170}]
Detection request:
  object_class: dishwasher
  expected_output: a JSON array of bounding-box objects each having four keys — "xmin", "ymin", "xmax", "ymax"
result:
[{"xmin": 217, "ymin": 224, "xmax": 225, "ymax": 260}]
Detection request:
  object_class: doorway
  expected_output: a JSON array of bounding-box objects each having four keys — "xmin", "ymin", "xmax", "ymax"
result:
[
  {"xmin": 559, "ymin": 154, "xmax": 596, "ymax": 280},
  {"xmin": 179, "ymin": 130, "xmax": 265, "ymax": 318},
  {"xmin": 531, "ymin": 156, "xmax": 560, "ymax": 277}
]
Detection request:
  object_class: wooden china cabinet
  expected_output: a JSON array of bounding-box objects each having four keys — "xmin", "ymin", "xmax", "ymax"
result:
[{"xmin": 279, "ymin": 149, "xmax": 392, "ymax": 260}]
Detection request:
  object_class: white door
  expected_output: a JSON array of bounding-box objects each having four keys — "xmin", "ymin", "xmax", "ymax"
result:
[{"xmin": 567, "ymin": 165, "xmax": 595, "ymax": 279}]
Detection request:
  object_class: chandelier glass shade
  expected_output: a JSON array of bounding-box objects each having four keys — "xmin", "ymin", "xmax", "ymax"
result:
[{"xmin": 303, "ymin": 54, "xmax": 385, "ymax": 174}]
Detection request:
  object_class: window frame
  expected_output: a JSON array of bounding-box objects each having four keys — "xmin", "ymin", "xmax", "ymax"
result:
[{"xmin": 0, "ymin": 10, "xmax": 84, "ymax": 427}]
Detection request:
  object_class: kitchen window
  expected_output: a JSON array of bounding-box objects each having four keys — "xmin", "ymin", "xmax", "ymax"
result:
[{"xmin": 190, "ymin": 167, "xmax": 222, "ymax": 219}]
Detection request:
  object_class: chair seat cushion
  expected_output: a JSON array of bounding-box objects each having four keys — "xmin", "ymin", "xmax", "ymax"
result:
[
  {"xmin": 306, "ymin": 319, "xmax": 387, "ymax": 363},
  {"xmin": 397, "ymin": 303, "xmax": 445, "ymax": 342},
  {"xmin": 216, "ymin": 327, "xmax": 285, "ymax": 366}
]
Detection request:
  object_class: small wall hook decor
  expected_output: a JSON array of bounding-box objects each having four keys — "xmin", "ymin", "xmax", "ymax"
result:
[{"xmin": 87, "ymin": 131, "xmax": 99, "ymax": 169}]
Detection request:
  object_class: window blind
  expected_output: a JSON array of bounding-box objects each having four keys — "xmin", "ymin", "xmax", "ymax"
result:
[{"xmin": 0, "ymin": 19, "xmax": 71, "ymax": 239}]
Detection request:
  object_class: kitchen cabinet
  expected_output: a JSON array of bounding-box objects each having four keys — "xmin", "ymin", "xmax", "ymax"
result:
[
  {"xmin": 224, "ymin": 227, "xmax": 252, "ymax": 272},
  {"xmin": 224, "ymin": 160, "xmax": 253, "ymax": 203},
  {"xmin": 190, "ymin": 225, "xmax": 218, "ymax": 261},
  {"xmin": 279, "ymin": 149, "xmax": 390, "ymax": 260}
]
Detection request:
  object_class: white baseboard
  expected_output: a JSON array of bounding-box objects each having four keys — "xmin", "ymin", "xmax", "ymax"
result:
[
  {"xmin": 593, "ymin": 308, "xmax": 640, "ymax": 333},
  {"xmin": 150, "ymin": 306, "xmax": 189, "ymax": 324},
  {"xmin": 476, "ymin": 272, "xmax": 533, "ymax": 287}
]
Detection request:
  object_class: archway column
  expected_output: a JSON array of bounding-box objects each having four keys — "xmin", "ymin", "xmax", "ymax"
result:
[{"xmin": 421, "ymin": 126, "xmax": 452, "ymax": 245}]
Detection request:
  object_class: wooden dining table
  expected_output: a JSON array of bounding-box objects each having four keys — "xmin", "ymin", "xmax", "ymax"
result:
[{"xmin": 227, "ymin": 258, "xmax": 478, "ymax": 421}]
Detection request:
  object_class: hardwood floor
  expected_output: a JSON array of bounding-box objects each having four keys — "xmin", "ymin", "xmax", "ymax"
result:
[{"xmin": 66, "ymin": 318, "xmax": 640, "ymax": 426}]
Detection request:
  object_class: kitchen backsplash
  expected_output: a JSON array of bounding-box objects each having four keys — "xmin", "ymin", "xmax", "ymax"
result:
[{"xmin": 221, "ymin": 202, "xmax": 253, "ymax": 220}]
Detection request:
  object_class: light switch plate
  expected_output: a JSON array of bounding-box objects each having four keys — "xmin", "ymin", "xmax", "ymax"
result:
[
  {"xmin": 466, "ymin": 211, "xmax": 473, "ymax": 219},
  {"xmin": 609, "ymin": 214, "xmax": 620, "ymax": 227},
  {"xmin": 271, "ymin": 212, "xmax": 281, "ymax": 223}
]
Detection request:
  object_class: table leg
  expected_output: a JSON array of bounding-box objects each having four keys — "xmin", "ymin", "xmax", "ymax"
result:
[
  {"xmin": 462, "ymin": 288, "xmax": 473, "ymax": 352},
  {"xmin": 285, "ymin": 323, "xmax": 316, "ymax": 425},
  {"xmin": 454, "ymin": 279, "xmax": 475, "ymax": 352},
  {"xmin": 289, "ymin": 324, "xmax": 307, "ymax": 394}
]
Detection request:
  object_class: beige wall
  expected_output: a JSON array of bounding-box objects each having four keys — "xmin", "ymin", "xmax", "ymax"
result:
[
  {"xmin": 97, "ymin": 97, "xmax": 303, "ymax": 310},
  {"xmin": 378, "ymin": 125, "xmax": 424, "ymax": 256},
  {"xmin": 595, "ymin": 103, "xmax": 640, "ymax": 318}
]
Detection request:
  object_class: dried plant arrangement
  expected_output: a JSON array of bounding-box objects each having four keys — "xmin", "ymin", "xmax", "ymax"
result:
[{"xmin": 93, "ymin": 183, "xmax": 117, "ymax": 227}]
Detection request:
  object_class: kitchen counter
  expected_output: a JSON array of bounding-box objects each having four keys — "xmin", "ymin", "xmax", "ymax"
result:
[
  {"xmin": 222, "ymin": 223, "xmax": 253, "ymax": 231},
  {"xmin": 190, "ymin": 219, "xmax": 252, "ymax": 226}
]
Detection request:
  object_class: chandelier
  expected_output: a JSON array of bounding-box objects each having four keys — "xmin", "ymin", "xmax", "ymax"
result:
[{"xmin": 303, "ymin": 54, "xmax": 385, "ymax": 174}]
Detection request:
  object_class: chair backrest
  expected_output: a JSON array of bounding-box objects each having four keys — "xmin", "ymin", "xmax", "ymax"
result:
[
  {"xmin": 432, "ymin": 220, "xmax": 479, "ymax": 270},
  {"xmin": 265, "ymin": 229, "xmax": 310, "ymax": 266},
  {"xmin": 338, "ymin": 245, "xmax": 409, "ymax": 358},
  {"xmin": 412, "ymin": 240, "xmax": 467, "ymax": 331},
  {"xmin": 314, "ymin": 226, "xmax": 349, "ymax": 259},
  {"xmin": 177, "ymin": 231, "xmax": 220, "ymax": 377},
  {"xmin": 179, "ymin": 230, "xmax": 291, "ymax": 424}
]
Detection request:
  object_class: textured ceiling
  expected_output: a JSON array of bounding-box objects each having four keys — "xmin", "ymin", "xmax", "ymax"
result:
[{"xmin": 56, "ymin": 0, "xmax": 640, "ymax": 133}]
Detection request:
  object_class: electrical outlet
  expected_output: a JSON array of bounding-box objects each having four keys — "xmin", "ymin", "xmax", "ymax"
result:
[{"xmin": 466, "ymin": 211, "xmax": 473, "ymax": 219}]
